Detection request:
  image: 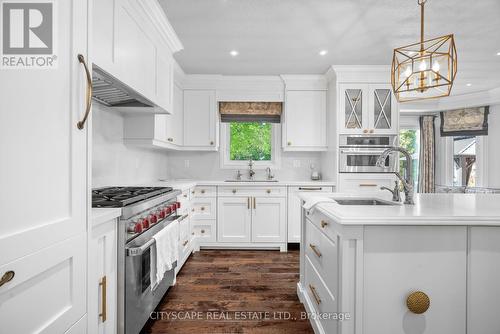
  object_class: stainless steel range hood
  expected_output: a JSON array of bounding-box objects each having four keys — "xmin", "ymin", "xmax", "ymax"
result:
[{"xmin": 92, "ymin": 65, "xmax": 168, "ymax": 114}]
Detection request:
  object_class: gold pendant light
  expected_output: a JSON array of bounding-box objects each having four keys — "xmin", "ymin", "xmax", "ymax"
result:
[{"xmin": 391, "ymin": 0, "xmax": 457, "ymax": 102}]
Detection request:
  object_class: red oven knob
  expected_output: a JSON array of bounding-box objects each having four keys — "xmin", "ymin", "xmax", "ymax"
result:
[
  {"xmin": 164, "ymin": 206, "xmax": 172, "ymax": 215},
  {"xmin": 158, "ymin": 208, "xmax": 165, "ymax": 219},
  {"xmin": 176, "ymin": 201, "xmax": 181, "ymax": 209},
  {"xmin": 149, "ymin": 213, "xmax": 157, "ymax": 225},
  {"xmin": 169, "ymin": 204, "xmax": 177, "ymax": 212},
  {"xmin": 134, "ymin": 221, "xmax": 143, "ymax": 233},
  {"xmin": 142, "ymin": 217, "xmax": 150, "ymax": 229}
]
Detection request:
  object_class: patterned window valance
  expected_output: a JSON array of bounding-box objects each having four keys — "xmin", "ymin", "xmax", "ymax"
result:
[
  {"xmin": 440, "ymin": 106, "xmax": 489, "ymax": 137},
  {"xmin": 219, "ymin": 102, "xmax": 282, "ymax": 123}
]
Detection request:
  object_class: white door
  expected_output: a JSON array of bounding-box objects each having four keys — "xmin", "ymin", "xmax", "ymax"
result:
[
  {"xmin": 284, "ymin": 90, "xmax": 327, "ymax": 150},
  {"xmin": 252, "ymin": 197, "xmax": 286, "ymax": 243},
  {"xmin": 368, "ymin": 84, "xmax": 399, "ymax": 134},
  {"xmin": 88, "ymin": 221, "xmax": 117, "ymax": 334},
  {"xmin": 183, "ymin": 90, "xmax": 217, "ymax": 148},
  {"xmin": 287, "ymin": 186, "xmax": 333, "ymax": 243},
  {"xmin": 339, "ymin": 84, "xmax": 369, "ymax": 134},
  {"xmin": 217, "ymin": 197, "xmax": 252, "ymax": 242},
  {"xmin": 0, "ymin": 0, "xmax": 89, "ymax": 331}
]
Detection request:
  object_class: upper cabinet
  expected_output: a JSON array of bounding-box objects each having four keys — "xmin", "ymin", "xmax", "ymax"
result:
[
  {"xmin": 183, "ymin": 90, "xmax": 218, "ymax": 150},
  {"xmin": 281, "ymin": 76, "xmax": 328, "ymax": 151},
  {"xmin": 339, "ymin": 83, "xmax": 398, "ymax": 134},
  {"xmin": 92, "ymin": 0, "xmax": 182, "ymax": 114}
]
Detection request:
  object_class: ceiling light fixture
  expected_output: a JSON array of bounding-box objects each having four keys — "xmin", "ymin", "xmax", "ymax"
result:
[
  {"xmin": 319, "ymin": 50, "xmax": 328, "ymax": 56},
  {"xmin": 497, "ymin": 52, "xmax": 500, "ymax": 56},
  {"xmin": 229, "ymin": 50, "xmax": 239, "ymax": 57},
  {"xmin": 391, "ymin": 0, "xmax": 457, "ymax": 102}
]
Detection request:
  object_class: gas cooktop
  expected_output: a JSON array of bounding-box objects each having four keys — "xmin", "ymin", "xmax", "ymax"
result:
[{"xmin": 92, "ymin": 186, "xmax": 174, "ymax": 208}]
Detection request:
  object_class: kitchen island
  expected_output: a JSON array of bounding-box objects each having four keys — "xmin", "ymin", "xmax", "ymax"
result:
[{"xmin": 297, "ymin": 193, "xmax": 500, "ymax": 334}]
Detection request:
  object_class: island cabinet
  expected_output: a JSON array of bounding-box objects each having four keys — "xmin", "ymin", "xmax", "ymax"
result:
[
  {"xmin": 299, "ymin": 203, "xmax": 500, "ymax": 334},
  {"xmin": 217, "ymin": 187, "xmax": 287, "ymax": 249},
  {"xmin": 338, "ymin": 83, "xmax": 398, "ymax": 135}
]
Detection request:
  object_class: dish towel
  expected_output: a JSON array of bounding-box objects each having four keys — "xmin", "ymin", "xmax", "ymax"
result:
[
  {"xmin": 150, "ymin": 220, "xmax": 179, "ymax": 290},
  {"xmin": 303, "ymin": 196, "xmax": 335, "ymax": 215}
]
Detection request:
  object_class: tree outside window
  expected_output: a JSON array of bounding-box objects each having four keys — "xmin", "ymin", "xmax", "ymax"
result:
[
  {"xmin": 399, "ymin": 129, "xmax": 420, "ymax": 190},
  {"xmin": 229, "ymin": 122, "xmax": 272, "ymax": 161}
]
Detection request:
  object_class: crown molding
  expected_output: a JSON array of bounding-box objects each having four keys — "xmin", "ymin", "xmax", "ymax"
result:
[{"xmin": 329, "ymin": 65, "xmax": 391, "ymax": 84}]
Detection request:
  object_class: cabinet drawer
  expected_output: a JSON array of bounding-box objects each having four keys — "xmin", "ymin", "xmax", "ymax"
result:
[
  {"xmin": 304, "ymin": 256, "xmax": 338, "ymax": 334},
  {"xmin": 339, "ymin": 174, "xmax": 395, "ymax": 198},
  {"xmin": 191, "ymin": 197, "xmax": 216, "ymax": 220},
  {"xmin": 218, "ymin": 186, "xmax": 287, "ymax": 197},
  {"xmin": 192, "ymin": 186, "xmax": 216, "ymax": 198},
  {"xmin": 289, "ymin": 186, "xmax": 333, "ymax": 193},
  {"xmin": 305, "ymin": 219, "xmax": 338, "ymax": 297},
  {"xmin": 306, "ymin": 209, "xmax": 339, "ymax": 244},
  {"xmin": 178, "ymin": 188, "xmax": 191, "ymax": 201},
  {"xmin": 192, "ymin": 220, "xmax": 216, "ymax": 243}
]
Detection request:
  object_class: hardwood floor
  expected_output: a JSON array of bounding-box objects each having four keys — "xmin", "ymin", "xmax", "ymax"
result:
[{"xmin": 142, "ymin": 250, "xmax": 314, "ymax": 334}]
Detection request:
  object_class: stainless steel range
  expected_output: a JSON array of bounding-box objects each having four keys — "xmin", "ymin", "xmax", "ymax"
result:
[{"xmin": 93, "ymin": 186, "xmax": 182, "ymax": 334}]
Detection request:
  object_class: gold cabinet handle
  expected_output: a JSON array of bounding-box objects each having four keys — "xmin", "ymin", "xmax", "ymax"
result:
[
  {"xmin": 76, "ymin": 54, "xmax": 93, "ymax": 130},
  {"xmin": 359, "ymin": 183, "xmax": 377, "ymax": 187},
  {"xmin": 320, "ymin": 220, "xmax": 329, "ymax": 228},
  {"xmin": 299, "ymin": 187, "xmax": 322, "ymax": 191},
  {"xmin": 0, "ymin": 270, "xmax": 15, "ymax": 287},
  {"xmin": 309, "ymin": 244, "xmax": 322, "ymax": 258},
  {"xmin": 247, "ymin": 197, "xmax": 250, "ymax": 209},
  {"xmin": 183, "ymin": 240, "xmax": 188, "ymax": 246},
  {"xmin": 363, "ymin": 129, "xmax": 368, "ymax": 134},
  {"xmin": 253, "ymin": 197, "xmax": 256, "ymax": 209},
  {"xmin": 99, "ymin": 275, "xmax": 107, "ymax": 322},
  {"xmin": 407, "ymin": 291, "xmax": 430, "ymax": 314},
  {"xmin": 309, "ymin": 284, "xmax": 322, "ymax": 305}
]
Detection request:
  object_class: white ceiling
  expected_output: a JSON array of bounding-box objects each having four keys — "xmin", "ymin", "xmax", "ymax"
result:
[{"xmin": 159, "ymin": 0, "xmax": 500, "ymax": 95}]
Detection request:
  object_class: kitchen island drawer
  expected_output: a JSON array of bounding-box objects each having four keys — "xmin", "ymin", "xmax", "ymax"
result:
[
  {"xmin": 218, "ymin": 186, "xmax": 287, "ymax": 197},
  {"xmin": 304, "ymin": 256, "xmax": 338, "ymax": 334},
  {"xmin": 306, "ymin": 209, "xmax": 339, "ymax": 244},
  {"xmin": 192, "ymin": 186, "xmax": 216, "ymax": 198},
  {"xmin": 305, "ymin": 219, "xmax": 338, "ymax": 297}
]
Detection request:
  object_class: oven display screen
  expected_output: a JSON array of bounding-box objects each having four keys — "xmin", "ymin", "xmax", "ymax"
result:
[{"xmin": 347, "ymin": 155, "xmax": 389, "ymax": 167}]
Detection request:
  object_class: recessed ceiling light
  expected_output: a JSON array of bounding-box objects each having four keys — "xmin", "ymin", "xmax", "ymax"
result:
[
  {"xmin": 229, "ymin": 50, "xmax": 239, "ymax": 57},
  {"xmin": 466, "ymin": 83, "xmax": 472, "ymax": 87},
  {"xmin": 497, "ymin": 52, "xmax": 500, "ymax": 56},
  {"xmin": 319, "ymin": 50, "xmax": 328, "ymax": 56}
]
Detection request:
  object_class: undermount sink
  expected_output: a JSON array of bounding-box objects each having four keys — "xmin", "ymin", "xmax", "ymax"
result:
[
  {"xmin": 333, "ymin": 198, "xmax": 398, "ymax": 206},
  {"xmin": 224, "ymin": 179, "xmax": 279, "ymax": 182}
]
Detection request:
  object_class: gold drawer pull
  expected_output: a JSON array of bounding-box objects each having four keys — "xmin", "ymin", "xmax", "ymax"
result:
[
  {"xmin": 99, "ymin": 275, "xmax": 107, "ymax": 322},
  {"xmin": 309, "ymin": 244, "xmax": 322, "ymax": 258},
  {"xmin": 407, "ymin": 291, "xmax": 430, "ymax": 314},
  {"xmin": 320, "ymin": 220, "xmax": 329, "ymax": 228},
  {"xmin": 309, "ymin": 284, "xmax": 322, "ymax": 305},
  {"xmin": 359, "ymin": 183, "xmax": 377, "ymax": 187},
  {"xmin": 183, "ymin": 240, "xmax": 188, "ymax": 246},
  {"xmin": 299, "ymin": 187, "xmax": 322, "ymax": 191},
  {"xmin": 76, "ymin": 54, "xmax": 93, "ymax": 130},
  {"xmin": 0, "ymin": 271, "xmax": 15, "ymax": 287}
]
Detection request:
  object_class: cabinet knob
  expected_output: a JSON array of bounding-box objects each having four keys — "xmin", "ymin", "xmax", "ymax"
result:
[
  {"xmin": 369, "ymin": 129, "xmax": 374, "ymax": 133},
  {"xmin": 232, "ymin": 189, "xmax": 237, "ymax": 194},
  {"xmin": 191, "ymin": 190, "xmax": 195, "ymax": 194},
  {"xmin": 210, "ymin": 141, "xmax": 214, "ymax": 145},
  {"xmin": 191, "ymin": 232, "xmax": 195, "ymax": 235},
  {"xmin": 191, "ymin": 208, "xmax": 195, "ymax": 212},
  {"xmin": 201, "ymin": 229, "xmax": 205, "ymax": 234},
  {"xmin": 406, "ymin": 291, "xmax": 430, "ymax": 314},
  {"xmin": 167, "ymin": 137, "xmax": 173, "ymax": 142},
  {"xmin": 287, "ymin": 141, "xmax": 292, "ymax": 146},
  {"xmin": 0, "ymin": 270, "xmax": 15, "ymax": 287},
  {"xmin": 363, "ymin": 129, "xmax": 369, "ymax": 134},
  {"xmin": 320, "ymin": 220, "xmax": 329, "ymax": 228},
  {"xmin": 200, "ymin": 206, "xmax": 205, "ymax": 211},
  {"xmin": 201, "ymin": 189, "xmax": 206, "ymax": 194},
  {"xmin": 183, "ymin": 194, "xmax": 187, "ymax": 198},
  {"xmin": 182, "ymin": 240, "xmax": 188, "ymax": 246},
  {"xmin": 266, "ymin": 189, "xmax": 271, "ymax": 194}
]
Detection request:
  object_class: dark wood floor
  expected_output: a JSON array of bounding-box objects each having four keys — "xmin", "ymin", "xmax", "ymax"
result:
[{"xmin": 142, "ymin": 250, "xmax": 314, "ymax": 334}]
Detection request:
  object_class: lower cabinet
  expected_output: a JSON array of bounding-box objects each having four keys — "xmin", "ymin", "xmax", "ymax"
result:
[
  {"xmin": 252, "ymin": 197, "xmax": 287, "ymax": 243},
  {"xmin": 88, "ymin": 218, "xmax": 117, "ymax": 334},
  {"xmin": 218, "ymin": 197, "xmax": 252, "ymax": 242}
]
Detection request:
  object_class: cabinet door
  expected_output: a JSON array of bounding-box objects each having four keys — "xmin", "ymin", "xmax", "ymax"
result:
[
  {"xmin": 183, "ymin": 90, "xmax": 217, "ymax": 148},
  {"xmin": 88, "ymin": 221, "xmax": 117, "ymax": 334},
  {"xmin": 339, "ymin": 84, "xmax": 368, "ymax": 134},
  {"xmin": 165, "ymin": 83, "xmax": 184, "ymax": 145},
  {"xmin": 284, "ymin": 90, "xmax": 327, "ymax": 150},
  {"xmin": 93, "ymin": 0, "xmax": 115, "ymax": 73},
  {"xmin": 217, "ymin": 197, "xmax": 252, "ymax": 243},
  {"xmin": 369, "ymin": 84, "xmax": 398, "ymax": 134},
  {"xmin": 155, "ymin": 54, "xmax": 174, "ymax": 114},
  {"xmin": 287, "ymin": 187, "xmax": 333, "ymax": 243},
  {"xmin": 252, "ymin": 197, "xmax": 287, "ymax": 243}
]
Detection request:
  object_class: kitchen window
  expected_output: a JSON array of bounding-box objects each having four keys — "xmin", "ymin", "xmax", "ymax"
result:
[
  {"xmin": 399, "ymin": 119, "xmax": 421, "ymax": 191},
  {"xmin": 220, "ymin": 122, "xmax": 281, "ymax": 169},
  {"xmin": 452, "ymin": 136, "xmax": 478, "ymax": 187}
]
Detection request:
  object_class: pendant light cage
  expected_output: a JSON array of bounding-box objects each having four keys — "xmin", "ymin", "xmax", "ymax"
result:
[{"xmin": 391, "ymin": 0, "xmax": 458, "ymax": 102}]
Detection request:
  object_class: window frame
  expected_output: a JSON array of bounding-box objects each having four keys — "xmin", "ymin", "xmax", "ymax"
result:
[
  {"xmin": 444, "ymin": 135, "xmax": 488, "ymax": 187},
  {"xmin": 219, "ymin": 122, "xmax": 281, "ymax": 170}
]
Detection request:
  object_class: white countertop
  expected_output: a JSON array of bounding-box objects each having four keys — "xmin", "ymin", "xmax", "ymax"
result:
[
  {"xmin": 155, "ymin": 179, "xmax": 336, "ymax": 188},
  {"xmin": 91, "ymin": 208, "xmax": 122, "ymax": 227},
  {"xmin": 300, "ymin": 193, "xmax": 500, "ymax": 225}
]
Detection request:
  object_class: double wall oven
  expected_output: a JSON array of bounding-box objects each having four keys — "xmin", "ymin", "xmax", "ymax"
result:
[{"xmin": 339, "ymin": 134, "xmax": 398, "ymax": 173}]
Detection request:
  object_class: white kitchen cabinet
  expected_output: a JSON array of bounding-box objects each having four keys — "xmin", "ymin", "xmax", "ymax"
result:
[
  {"xmin": 338, "ymin": 173, "xmax": 396, "ymax": 200},
  {"xmin": 283, "ymin": 90, "xmax": 327, "ymax": 151},
  {"xmin": 288, "ymin": 186, "xmax": 334, "ymax": 243},
  {"xmin": 0, "ymin": 0, "xmax": 88, "ymax": 331},
  {"xmin": 93, "ymin": 0, "xmax": 115, "ymax": 73},
  {"xmin": 155, "ymin": 53, "xmax": 174, "ymax": 114},
  {"xmin": 252, "ymin": 197, "xmax": 287, "ymax": 243},
  {"xmin": 88, "ymin": 218, "xmax": 117, "ymax": 334},
  {"xmin": 166, "ymin": 83, "xmax": 184, "ymax": 145},
  {"xmin": 183, "ymin": 90, "xmax": 218, "ymax": 150},
  {"xmin": 339, "ymin": 83, "xmax": 398, "ymax": 134},
  {"xmin": 218, "ymin": 197, "xmax": 252, "ymax": 242}
]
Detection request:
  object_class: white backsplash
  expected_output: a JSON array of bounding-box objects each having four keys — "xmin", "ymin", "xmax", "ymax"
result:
[
  {"xmin": 165, "ymin": 151, "xmax": 325, "ymax": 181},
  {"xmin": 92, "ymin": 104, "xmax": 169, "ymax": 187}
]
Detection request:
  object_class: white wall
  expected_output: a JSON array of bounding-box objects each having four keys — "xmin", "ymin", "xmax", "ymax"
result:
[
  {"xmin": 92, "ymin": 103, "xmax": 169, "ymax": 187},
  {"xmin": 166, "ymin": 151, "xmax": 324, "ymax": 181}
]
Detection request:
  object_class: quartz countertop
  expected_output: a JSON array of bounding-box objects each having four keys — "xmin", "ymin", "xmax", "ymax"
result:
[
  {"xmin": 299, "ymin": 192, "xmax": 500, "ymax": 225},
  {"xmin": 154, "ymin": 179, "xmax": 336, "ymax": 188},
  {"xmin": 92, "ymin": 208, "xmax": 122, "ymax": 227}
]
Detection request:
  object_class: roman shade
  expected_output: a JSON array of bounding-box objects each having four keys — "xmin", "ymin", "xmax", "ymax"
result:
[
  {"xmin": 440, "ymin": 106, "xmax": 489, "ymax": 137},
  {"xmin": 219, "ymin": 102, "xmax": 282, "ymax": 123}
]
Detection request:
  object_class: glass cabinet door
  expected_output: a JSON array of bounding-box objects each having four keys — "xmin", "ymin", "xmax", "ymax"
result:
[
  {"xmin": 344, "ymin": 89, "xmax": 363, "ymax": 129},
  {"xmin": 373, "ymin": 89, "xmax": 392, "ymax": 129}
]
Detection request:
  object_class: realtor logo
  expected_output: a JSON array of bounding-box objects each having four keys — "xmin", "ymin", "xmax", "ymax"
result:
[{"xmin": 1, "ymin": 1, "xmax": 57, "ymax": 68}]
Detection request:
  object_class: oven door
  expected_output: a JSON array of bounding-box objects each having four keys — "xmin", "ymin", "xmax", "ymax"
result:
[{"xmin": 339, "ymin": 148, "xmax": 397, "ymax": 173}]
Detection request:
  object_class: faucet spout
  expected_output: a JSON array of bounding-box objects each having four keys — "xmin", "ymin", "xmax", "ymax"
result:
[{"xmin": 376, "ymin": 147, "xmax": 415, "ymax": 205}]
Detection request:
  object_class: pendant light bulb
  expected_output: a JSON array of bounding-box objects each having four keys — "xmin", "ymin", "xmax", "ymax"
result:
[
  {"xmin": 432, "ymin": 61, "xmax": 440, "ymax": 72},
  {"xmin": 419, "ymin": 60, "xmax": 427, "ymax": 71},
  {"xmin": 404, "ymin": 67, "xmax": 412, "ymax": 78}
]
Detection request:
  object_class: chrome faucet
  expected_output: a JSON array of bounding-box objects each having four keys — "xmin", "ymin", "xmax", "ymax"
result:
[
  {"xmin": 265, "ymin": 167, "xmax": 274, "ymax": 180},
  {"xmin": 381, "ymin": 181, "xmax": 402, "ymax": 202},
  {"xmin": 248, "ymin": 160, "xmax": 255, "ymax": 180},
  {"xmin": 376, "ymin": 147, "xmax": 415, "ymax": 205},
  {"xmin": 236, "ymin": 170, "xmax": 242, "ymax": 181}
]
